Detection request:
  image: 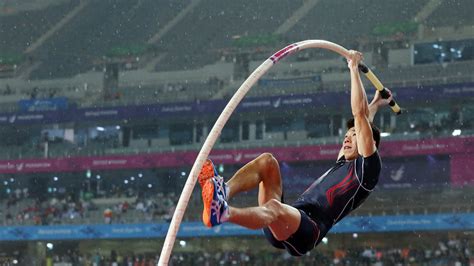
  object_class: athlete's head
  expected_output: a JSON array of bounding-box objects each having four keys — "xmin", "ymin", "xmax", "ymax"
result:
[{"xmin": 342, "ymin": 118, "xmax": 380, "ymax": 160}]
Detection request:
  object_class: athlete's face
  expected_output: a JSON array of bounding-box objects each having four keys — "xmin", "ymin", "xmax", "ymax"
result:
[{"xmin": 342, "ymin": 127, "xmax": 359, "ymax": 160}]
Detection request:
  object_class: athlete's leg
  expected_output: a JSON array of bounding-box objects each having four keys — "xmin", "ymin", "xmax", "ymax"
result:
[
  {"xmin": 200, "ymin": 156, "xmax": 319, "ymax": 256},
  {"xmin": 226, "ymin": 153, "xmax": 282, "ymax": 205},
  {"xmin": 226, "ymin": 153, "xmax": 300, "ymax": 240},
  {"xmin": 228, "ymin": 199, "xmax": 301, "ymax": 241}
]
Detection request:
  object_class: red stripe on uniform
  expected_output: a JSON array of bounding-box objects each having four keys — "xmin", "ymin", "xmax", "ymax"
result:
[{"xmin": 326, "ymin": 166, "xmax": 355, "ymax": 206}]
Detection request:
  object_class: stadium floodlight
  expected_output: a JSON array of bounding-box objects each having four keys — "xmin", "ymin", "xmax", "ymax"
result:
[
  {"xmin": 322, "ymin": 237, "xmax": 328, "ymax": 245},
  {"xmin": 96, "ymin": 126, "xmax": 105, "ymax": 131},
  {"xmin": 380, "ymin": 132, "xmax": 391, "ymax": 137},
  {"xmin": 218, "ymin": 164, "xmax": 224, "ymax": 173},
  {"xmin": 452, "ymin": 129, "xmax": 461, "ymax": 136},
  {"xmin": 46, "ymin": 243, "xmax": 54, "ymax": 250}
]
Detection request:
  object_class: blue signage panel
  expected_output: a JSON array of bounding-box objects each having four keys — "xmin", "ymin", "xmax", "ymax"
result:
[
  {"xmin": 18, "ymin": 97, "xmax": 69, "ymax": 112},
  {"xmin": 332, "ymin": 213, "xmax": 474, "ymax": 233}
]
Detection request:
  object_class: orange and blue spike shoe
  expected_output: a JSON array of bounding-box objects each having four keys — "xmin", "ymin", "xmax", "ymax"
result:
[
  {"xmin": 198, "ymin": 159, "xmax": 219, "ymax": 187},
  {"xmin": 199, "ymin": 159, "xmax": 229, "ymax": 227}
]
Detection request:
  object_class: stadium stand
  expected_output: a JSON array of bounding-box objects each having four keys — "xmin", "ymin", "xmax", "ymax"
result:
[
  {"xmin": 286, "ymin": 0, "xmax": 429, "ymax": 48},
  {"xmin": 425, "ymin": 0, "xmax": 474, "ymax": 28},
  {"xmin": 29, "ymin": 0, "xmax": 190, "ymax": 79},
  {"xmin": 154, "ymin": 0, "xmax": 305, "ymax": 71},
  {"xmin": 0, "ymin": 0, "xmax": 80, "ymax": 54}
]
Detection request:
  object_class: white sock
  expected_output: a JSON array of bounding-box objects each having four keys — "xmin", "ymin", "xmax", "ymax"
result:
[
  {"xmin": 224, "ymin": 184, "xmax": 230, "ymax": 201},
  {"xmin": 221, "ymin": 201, "xmax": 230, "ymax": 223}
]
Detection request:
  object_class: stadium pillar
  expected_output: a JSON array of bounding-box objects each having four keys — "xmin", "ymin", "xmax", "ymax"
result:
[
  {"xmin": 122, "ymin": 126, "xmax": 131, "ymax": 147},
  {"xmin": 25, "ymin": 242, "xmax": 47, "ymax": 265},
  {"xmin": 249, "ymin": 121, "xmax": 256, "ymax": 140},
  {"xmin": 233, "ymin": 52, "xmax": 250, "ymax": 80},
  {"xmin": 372, "ymin": 43, "xmax": 389, "ymax": 68},
  {"xmin": 103, "ymin": 62, "xmax": 120, "ymax": 100}
]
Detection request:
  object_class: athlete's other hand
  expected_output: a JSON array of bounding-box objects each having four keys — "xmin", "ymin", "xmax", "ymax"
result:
[
  {"xmin": 370, "ymin": 88, "xmax": 393, "ymax": 108},
  {"xmin": 347, "ymin": 50, "xmax": 363, "ymax": 71}
]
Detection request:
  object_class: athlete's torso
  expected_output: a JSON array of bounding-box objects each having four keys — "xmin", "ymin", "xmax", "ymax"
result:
[{"xmin": 293, "ymin": 151, "xmax": 382, "ymax": 229}]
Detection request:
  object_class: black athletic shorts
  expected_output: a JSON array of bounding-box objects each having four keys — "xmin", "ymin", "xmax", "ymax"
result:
[{"xmin": 262, "ymin": 209, "xmax": 327, "ymax": 256}]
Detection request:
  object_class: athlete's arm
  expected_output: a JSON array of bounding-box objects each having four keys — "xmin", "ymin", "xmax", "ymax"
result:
[
  {"xmin": 337, "ymin": 55, "xmax": 393, "ymax": 160},
  {"xmin": 347, "ymin": 51, "xmax": 376, "ymax": 158},
  {"xmin": 368, "ymin": 89, "xmax": 393, "ymax": 123}
]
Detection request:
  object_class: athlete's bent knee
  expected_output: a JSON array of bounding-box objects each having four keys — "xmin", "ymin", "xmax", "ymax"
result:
[
  {"xmin": 257, "ymin": 153, "xmax": 278, "ymax": 171},
  {"xmin": 259, "ymin": 152, "xmax": 276, "ymax": 163},
  {"xmin": 263, "ymin": 199, "xmax": 283, "ymax": 219}
]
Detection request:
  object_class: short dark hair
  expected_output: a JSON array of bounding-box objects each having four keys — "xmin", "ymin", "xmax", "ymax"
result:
[{"xmin": 346, "ymin": 118, "xmax": 381, "ymax": 148}]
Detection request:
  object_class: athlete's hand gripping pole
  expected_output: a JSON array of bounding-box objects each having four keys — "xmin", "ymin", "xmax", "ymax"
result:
[{"xmin": 358, "ymin": 63, "xmax": 402, "ymax": 115}]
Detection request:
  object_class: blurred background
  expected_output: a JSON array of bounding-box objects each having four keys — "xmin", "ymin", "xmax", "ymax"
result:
[{"xmin": 0, "ymin": 0, "xmax": 473, "ymax": 265}]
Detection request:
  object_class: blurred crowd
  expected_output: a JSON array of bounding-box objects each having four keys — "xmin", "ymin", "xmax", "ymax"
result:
[
  {"xmin": 171, "ymin": 239, "xmax": 473, "ymax": 266},
  {"xmin": 1, "ymin": 190, "xmax": 177, "ymax": 226},
  {"xmin": 1, "ymin": 84, "xmax": 86, "ymax": 99},
  {"xmin": 332, "ymin": 238, "xmax": 472, "ymax": 266},
  {"xmin": 3, "ymin": 195, "xmax": 89, "ymax": 226},
  {"xmin": 7, "ymin": 237, "xmax": 469, "ymax": 266}
]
